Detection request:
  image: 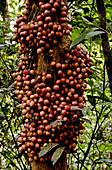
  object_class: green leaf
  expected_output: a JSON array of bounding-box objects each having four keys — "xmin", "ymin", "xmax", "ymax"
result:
[
  {"xmin": 0, "ymin": 45, "xmax": 5, "ymax": 50},
  {"xmin": 88, "ymin": 80, "xmax": 94, "ymax": 87},
  {"xmin": 97, "ymin": 91, "xmax": 110, "ymax": 101},
  {"xmin": 82, "ymin": 16, "xmax": 94, "ymax": 26},
  {"xmin": 15, "ymin": 134, "xmax": 20, "ymax": 141},
  {"xmin": 97, "ymin": 102, "xmax": 112, "ymax": 106},
  {"xmin": 70, "ymin": 27, "xmax": 99, "ymax": 48},
  {"xmin": 87, "ymin": 95, "xmax": 110, "ymax": 102},
  {"xmin": 70, "ymin": 30, "xmax": 88, "ymax": 48},
  {"xmin": 0, "ymin": 38, "xmax": 5, "ymax": 44},
  {"xmin": 82, "ymin": 107, "xmax": 92, "ymax": 116},
  {"xmin": 70, "ymin": 25, "xmax": 105, "ymax": 48},
  {"xmin": 72, "ymin": 28, "xmax": 80, "ymax": 41},
  {"xmin": 39, "ymin": 143, "xmax": 59, "ymax": 158},
  {"xmin": 0, "ymin": 114, "xmax": 4, "ymax": 119},
  {"xmin": 100, "ymin": 159, "xmax": 112, "ymax": 163},
  {"xmin": 86, "ymin": 31, "xmax": 105, "ymax": 39},
  {"xmin": 0, "ymin": 93, "xmax": 4, "ymax": 99},
  {"xmin": 51, "ymin": 147, "xmax": 65, "ymax": 165},
  {"xmin": 73, "ymin": 11, "xmax": 82, "ymax": 16},
  {"xmin": 71, "ymin": 106, "xmax": 82, "ymax": 111},
  {"xmin": 100, "ymin": 144, "xmax": 105, "ymax": 152},
  {"xmin": 106, "ymin": 143, "xmax": 112, "ymax": 151},
  {"xmin": 0, "ymin": 106, "xmax": 2, "ymax": 113},
  {"xmin": 50, "ymin": 120, "xmax": 63, "ymax": 126},
  {"xmin": 87, "ymin": 95, "xmax": 96, "ymax": 106},
  {"xmin": 106, "ymin": 22, "xmax": 112, "ymax": 28},
  {"xmin": 95, "ymin": 130, "xmax": 103, "ymax": 140},
  {"xmin": 82, "ymin": 118, "xmax": 92, "ymax": 124}
]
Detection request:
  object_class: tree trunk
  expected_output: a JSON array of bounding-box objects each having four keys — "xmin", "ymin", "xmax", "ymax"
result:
[
  {"xmin": 32, "ymin": 154, "xmax": 67, "ymax": 170},
  {"xmin": 32, "ymin": 35, "xmax": 70, "ymax": 170},
  {"xmin": 31, "ymin": 0, "xmax": 69, "ymax": 169},
  {"xmin": 0, "ymin": 0, "xmax": 9, "ymax": 20},
  {"xmin": 96, "ymin": 0, "xmax": 112, "ymax": 95}
]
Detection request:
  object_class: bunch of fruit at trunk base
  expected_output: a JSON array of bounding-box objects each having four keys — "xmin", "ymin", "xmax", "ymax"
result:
[{"xmin": 12, "ymin": 0, "xmax": 93, "ymax": 163}]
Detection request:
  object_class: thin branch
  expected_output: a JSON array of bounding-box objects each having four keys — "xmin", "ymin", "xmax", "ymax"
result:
[
  {"xmin": 80, "ymin": 114, "xmax": 100, "ymax": 169},
  {"xmin": 80, "ymin": 59, "xmax": 107, "ymax": 169},
  {"xmin": 92, "ymin": 24, "xmax": 112, "ymax": 37},
  {"xmin": 94, "ymin": 111, "xmax": 111, "ymax": 136},
  {"xmin": 1, "ymin": 152, "xmax": 21, "ymax": 170},
  {"xmin": 0, "ymin": 4, "xmax": 16, "ymax": 15},
  {"xmin": 72, "ymin": 154, "xmax": 88, "ymax": 170}
]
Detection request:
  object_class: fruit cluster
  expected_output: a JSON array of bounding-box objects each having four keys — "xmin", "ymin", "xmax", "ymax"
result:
[
  {"xmin": 12, "ymin": 0, "xmax": 93, "ymax": 164},
  {"xmin": 12, "ymin": 0, "xmax": 72, "ymax": 55}
]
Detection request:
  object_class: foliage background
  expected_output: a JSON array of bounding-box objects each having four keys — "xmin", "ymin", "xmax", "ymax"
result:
[{"xmin": 0, "ymin": 0, "xmax": 112, "ymax": 169}]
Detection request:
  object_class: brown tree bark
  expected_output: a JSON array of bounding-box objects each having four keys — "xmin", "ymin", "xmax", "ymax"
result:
[
  {"xmin": 96, "ymin": 1, "xmax": 112, "ymax": 168},
  {"xmin": 0, "ymin": 0, "xmax": 9, "ymax": 20},
  {"xmin": 32, "ymin": 155, "xmax": 67, "ymax": 170},
  {"xmin": 96, "ymin": 0, "xmax": 112, "ymax": 95},
  {"xmin": 32, "ymin": 0, "xmax": 69, "ymax": 169},
  {"xmin": 32, "ymin": 34, "xmax": 70, "ymax": 169}
]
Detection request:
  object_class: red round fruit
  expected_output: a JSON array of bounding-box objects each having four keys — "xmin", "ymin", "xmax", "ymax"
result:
[
  {"xmin": 35, "ymin": 143, "xmax": 39, "ymax": 148},
  {"xmin": 53, "ymin": 85, "xmax": 59, "ymax": 91},
  {"xmin": 45, "ymin": 125, "xmax": 51, "ymax": 131},
  {"xmin": 56, "ymin": 63, "xmax": 61, "ymax": 69},
  {"xmin": 37, "ymin": 130, "xmax": 43, "ymax": 136},
  {"xmin": 41, "ymin": 88, "xmax": 47, "ymax": 94},
  {"xmin": 44, "ymin": 99, "xmax": 49, "ymax": 105},
  {"xmin": 61, "ymin": 110, "xmax": 67, "ymax": 116},
  {"xmin": 31, "ymin": 137, "xmax": 37, "ymax": 142},
  {"xmin": 17, "ymin": 137, "xmax": 23, "ymax": 143},
  {"xmin": 40, "ymin": 111, "xmax": 45, "ymax": 116},
  {"xmin": 46, "ymin": 74, "xmax": 52, "ymax": 80},
  {"xmin": 30, "ymin": 101, "xmax": 35, "ymax": 107}
]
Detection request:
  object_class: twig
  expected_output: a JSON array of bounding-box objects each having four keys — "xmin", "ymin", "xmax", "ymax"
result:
[
  {"xmin": 72, "ymin": 154, "xmax": 88, "ymax": 170},
  {"xmin": 80, "ymin": 114, "xmax": 100, "ymax": 169},
  {"xmin": 80, "ymin": 58, "xmax": 107, "ymax": 169},
  {"xmin": 1, "ymin": 152, "xmax": 21, "ymax": 170},
  {"xmin": 94, "ymin": 111, "xmax": 111, "ymax": 136}
]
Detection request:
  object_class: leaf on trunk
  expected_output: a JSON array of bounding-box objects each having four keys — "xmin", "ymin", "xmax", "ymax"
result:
[
  {"xmin": 50, "ymin": 120, "xmax": 63, "ymax": 126},
  {"xmin": 51, "ymin": 146, "xmax": 65, "ymax": 165},
  {"xmin": 39, "ymin": 143, "xmax": 59, "ymax": 158},
  {"xmin": 71, "ymin": 106, "xmax": 82, "ymax": 111}
]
